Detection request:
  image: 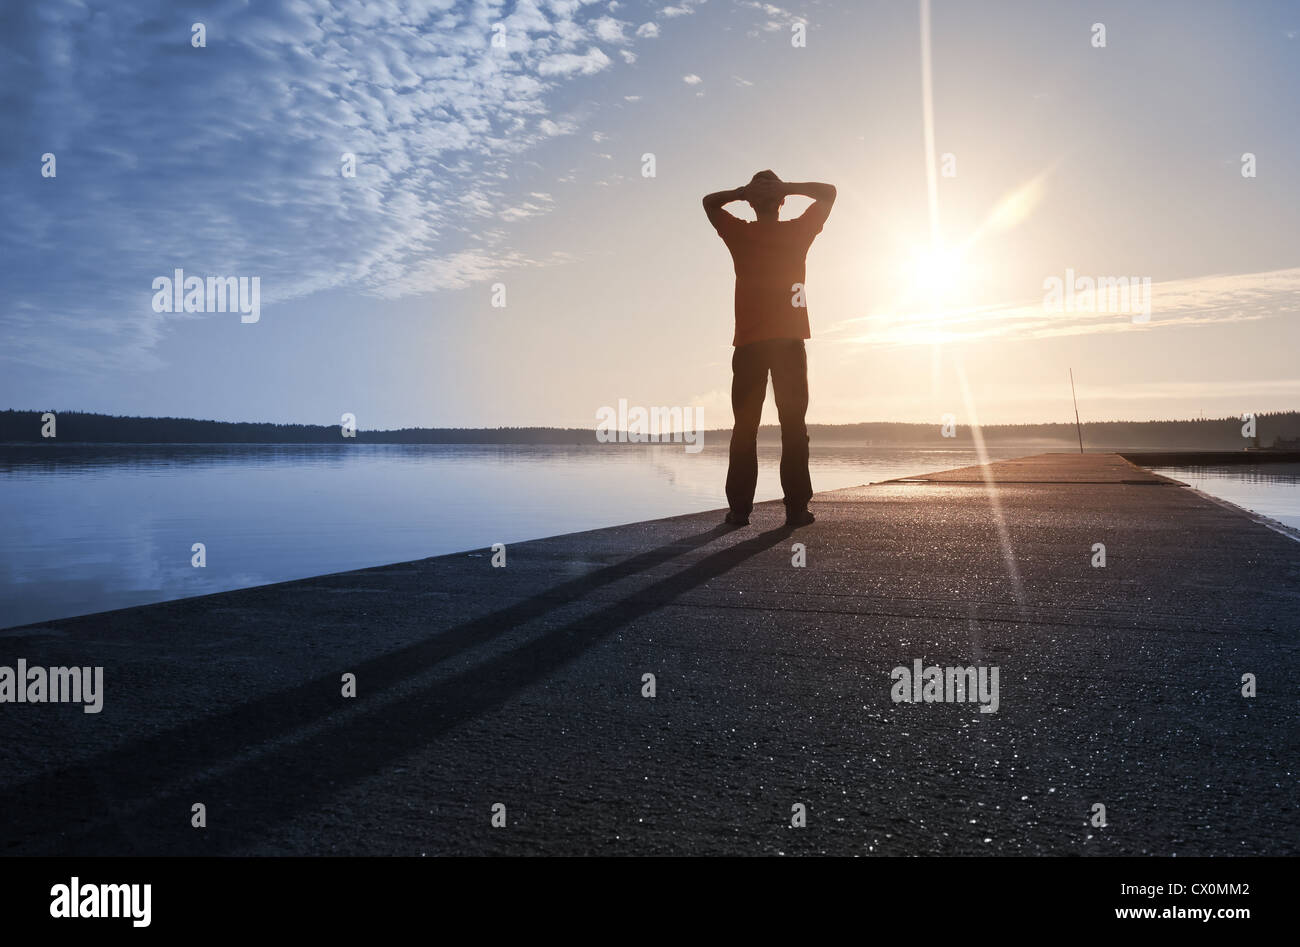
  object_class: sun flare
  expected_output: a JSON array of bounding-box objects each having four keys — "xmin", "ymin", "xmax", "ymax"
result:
[{"xmin": 906, "ymin": 244, "xmax": 969, "ymax": 305}]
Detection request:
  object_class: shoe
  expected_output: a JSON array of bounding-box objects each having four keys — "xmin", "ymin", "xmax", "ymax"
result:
[
  {"xmin": 724, "ymin": 510, "xmax": 750, "ymax": 526},
  {"xmin": 784, "ymin": 508, "xmax": 815, "ymax": 527}
]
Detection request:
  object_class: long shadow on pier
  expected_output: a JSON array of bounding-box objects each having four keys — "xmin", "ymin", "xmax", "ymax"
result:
[{"xmin": 4, "ymin": 522, "xmax": 792, "ymax": 854}]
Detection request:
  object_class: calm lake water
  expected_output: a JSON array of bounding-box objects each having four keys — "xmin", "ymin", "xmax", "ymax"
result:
[
  {"xmin": 2, "ymin": 444, "xmax": 1297, "ymax": 629},
  {"xmin": 1150, "ymin": 463, "xmax": 1300, "ymax": 533}
]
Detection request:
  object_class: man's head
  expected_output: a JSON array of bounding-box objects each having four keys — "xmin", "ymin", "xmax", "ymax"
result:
[{"xmin": 746, "ymin": 169, "xmax": 785, "ymax": 217}]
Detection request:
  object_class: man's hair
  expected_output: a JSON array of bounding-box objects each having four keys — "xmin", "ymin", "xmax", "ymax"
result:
[{"xmin": 747, "ymin": 169, "xmax": 784, "ymax": 211}]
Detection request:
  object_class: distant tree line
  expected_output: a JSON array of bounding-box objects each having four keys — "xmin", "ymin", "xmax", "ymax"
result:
[
  {"xmin": 0, "ymin": 411, "xmax": 596, "ymax": 444},
  {"xmin": 799, "ymin": 412, "xmax": 1300, "ymax": 449},
  {"xmin": 2, "ymin": 409, "xmax": 1297, "ymax": 449}
]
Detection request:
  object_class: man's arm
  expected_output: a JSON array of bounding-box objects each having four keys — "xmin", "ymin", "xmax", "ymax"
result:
[
  {"xmin": 703, "ymin": 186, "xmax": 747, "ymax": 231},
  {"xmin": 783, "ymin": 182, "xmax": 837, "ymax": 220}
]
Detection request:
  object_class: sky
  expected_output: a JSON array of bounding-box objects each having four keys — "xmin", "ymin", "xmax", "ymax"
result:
[{"xmin": 2, "ymin": 0, "xmax": 1298, "ymax": 429}]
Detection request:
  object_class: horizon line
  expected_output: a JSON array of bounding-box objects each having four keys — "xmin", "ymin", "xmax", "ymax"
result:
[{"xmin": 3, "ymin": 407, "xmax": 1297, "ymax": 434}]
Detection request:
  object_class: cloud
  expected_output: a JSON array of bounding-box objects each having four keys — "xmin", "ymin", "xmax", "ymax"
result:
[
  {"xmin": 538, "ymin": 46, "xmax": 613, "ymax": 76},
  {"xmin": 539, "ymin": 118, "xmax": 577, "ymax": 136},
  {"xmin": 635, "ymin": 22, "xmax": 660, "ymax": 38},
  {"xmin": 591, "ymin": 16, "xmax": 629, "ymax": 43},
  {"xmin": 683, "ymin": 73, "xmax": 703, "ymax": 84},
  {"xmin": 498, "ymin": 192, "xmax": 555, "ymax": 222},
  {"xmin": 739, "ymin": 1, "xmax": 798, "ymax": 20},
  {"xmin": 0, "ymin": 0, "xmax": 661, "ymax": 372},
  {"xmin": 823, "ymin": 268, "xmax": 1300, "ymax": 348},
  {"xmin": 738, "ymin": 0, "xmax": 799, "ymax": 30}
]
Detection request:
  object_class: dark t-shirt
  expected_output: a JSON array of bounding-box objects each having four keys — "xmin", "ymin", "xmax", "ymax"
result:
[{"xmin": 710, "ymin": 203, "xmax": 830, "ymax": 346}]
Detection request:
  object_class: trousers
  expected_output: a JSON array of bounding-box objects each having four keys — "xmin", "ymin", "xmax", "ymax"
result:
[{"xmin": 725, "ymin": 337, "xmax": 812, "ymax": 515}]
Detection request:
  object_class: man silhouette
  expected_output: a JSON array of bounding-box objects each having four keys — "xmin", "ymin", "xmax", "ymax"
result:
[{"xmin": 703, "ymin": 170, "xmax": 836, "ymax": 527}]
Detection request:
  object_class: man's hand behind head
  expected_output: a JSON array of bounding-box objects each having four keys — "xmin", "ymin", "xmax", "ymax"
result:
[{"xmin": 745, "ymin": 178, "xmax": 785, "ymax": 209}]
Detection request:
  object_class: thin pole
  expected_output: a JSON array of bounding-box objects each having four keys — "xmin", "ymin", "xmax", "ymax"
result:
[{"xmin": 1069, "ymin": 368, "xmax": 1084, "ymax": 454}]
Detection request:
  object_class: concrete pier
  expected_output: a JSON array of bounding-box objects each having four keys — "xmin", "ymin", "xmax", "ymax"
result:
[{"xmin": 1, "ymin": 453, "xmax": 1296, "ymax": 855}]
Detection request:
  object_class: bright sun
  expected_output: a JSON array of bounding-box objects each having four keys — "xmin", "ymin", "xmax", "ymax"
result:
[{"xmin": 906, "ymin": 244, "xmax": 968, "ymax": 305}]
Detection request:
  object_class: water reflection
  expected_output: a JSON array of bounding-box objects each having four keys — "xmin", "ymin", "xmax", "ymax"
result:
[
  {"xmin": 1152, "ymin": 463, "xmax": 1300, "ymax": 532},
  {"xmin": 5, "ymin": 445, "xmax": 1294, "ymax": 629},
  {"xmin": 0, "ymin": 443, "xmax": 1019, "ymax": 628}
]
